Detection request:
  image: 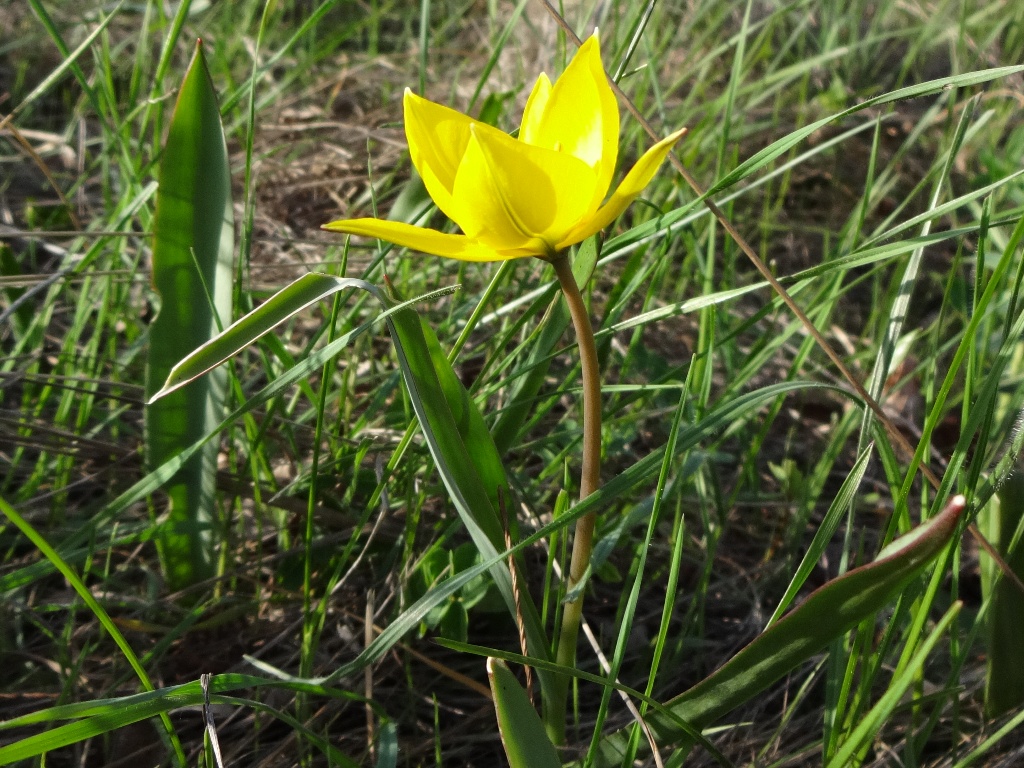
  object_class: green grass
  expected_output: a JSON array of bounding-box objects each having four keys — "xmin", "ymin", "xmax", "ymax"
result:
[{"xmin": 3, "ymin": 0, "xmax": 1024, "ymax": 765}]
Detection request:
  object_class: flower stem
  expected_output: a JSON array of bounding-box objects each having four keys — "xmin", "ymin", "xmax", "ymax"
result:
[{"xmin": 548, "ymin": 251, "xmax": 602, "ymax": 744}]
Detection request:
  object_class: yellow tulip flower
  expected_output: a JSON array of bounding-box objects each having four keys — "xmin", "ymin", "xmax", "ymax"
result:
[{"xmin": 323, "ymin": 36, "xmax": 685, "ymax": 261}]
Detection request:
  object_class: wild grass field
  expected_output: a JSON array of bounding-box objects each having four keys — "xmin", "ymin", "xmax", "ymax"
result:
[{"xmin": 2, "ymin": 0, "xmax": 1024, "ymax": 766}]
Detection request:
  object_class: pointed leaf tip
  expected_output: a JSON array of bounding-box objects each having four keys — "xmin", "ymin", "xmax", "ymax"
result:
[{"xmin": 488, "ymin": 658, "xmax": 560, "ymax": 768}]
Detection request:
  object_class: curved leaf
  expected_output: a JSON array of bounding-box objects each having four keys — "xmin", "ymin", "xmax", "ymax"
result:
[
  {"xmin": 380, "ymin": 285, "xmax": 556, "ymax": 708},
  {"xmin": 582, "ymin": 495, "xmax": 968, "ymax": 768}
]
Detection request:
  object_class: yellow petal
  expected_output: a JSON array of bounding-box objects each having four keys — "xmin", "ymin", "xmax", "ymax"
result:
[
  {"xmin": 449, "ymin": 129, "xmax": 547, "ymax": 253},
  {"xmin": 451, "ymin": 124, "xmax": 597, "ymax": 254},
  {"xmin": 557, "ymin": 126, "xmax": 686, "ymax": 248},
  {"xmin": 522, "ymin": 36, "xmax": 619, "ymax": 205},
  {"xmin": 321, "ymin": 218, "xmax": 508, "ymax": 262},
  {"xmin": 519, "ymin": 72, "xmax": 551, "ymax": 144},
  {"xmin": 403, "ymin": 89, "xmax": 477, "ymax": 224}
]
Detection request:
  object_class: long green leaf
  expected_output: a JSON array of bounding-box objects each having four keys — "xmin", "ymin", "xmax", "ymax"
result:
[
  {"xmin": 144, "ymin": 40, "xmax": 233, "ymax": 591},
  {"xmin": 598, "ymin": 70, "xmax": 1024, "ymax": 261},
  {"xmin": 708, "ymin": 65, "xmax": 1024, "ymax": 195},
  {"xmin": 379, "ymin": 286, "xmax": 556, "ymax": 707},
  {"xmin": 385, "ymin": 281, "xmax": 509, "ymax": 535},
  {"xmin": 151, "ymin": 272, "xmax": 381, "ymax": 400},
  {"xmin": 581, "ymin": 495, "xmax": 968, "ymax": 768},
  {"xmin": 488, "ymin": 659, "xmax": 561, "ymax": 768}
]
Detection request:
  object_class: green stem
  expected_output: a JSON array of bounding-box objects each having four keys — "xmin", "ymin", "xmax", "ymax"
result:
[{"xmin": 548, "ymin": 251, "xmax": 603, "ymax": 744}]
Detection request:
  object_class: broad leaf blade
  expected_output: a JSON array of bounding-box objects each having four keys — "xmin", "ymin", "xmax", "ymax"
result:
[
  {"xmin": 145, "ymin": 40, "xmax": 233, "ymax": 591},
  {"xmin": 384, "ymin": 280, "xmax": 509, "ymax": 534},
  {"xmin": 488, "ymin": 659, "xmax": 561, "ymax": 768},
  {"xmin": 583, "ymin": 495, "xmax": 968, "ymax": 768},
  {"xmin": 381, "ymin": 291, "xmax": 555, "ymax": 705}
]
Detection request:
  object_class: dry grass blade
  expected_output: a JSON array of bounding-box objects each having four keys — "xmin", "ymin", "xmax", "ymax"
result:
[{"xmin": 0, "ymin": 117, "xmax": 80, "ymax": 229}]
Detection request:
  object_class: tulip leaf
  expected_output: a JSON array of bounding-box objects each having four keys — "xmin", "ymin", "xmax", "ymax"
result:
[
  {"xmin": 488, "ymin": 658, "xmax": 561, "ymax": 768},
  {"xmin": 580, "ymin": 495, "xmax": 968, "ymax": 768},
  {"xmin": 379, "ymin": 286, "xmax": 556, "ymax": 705},
  {"xmin": 981, "ymin": 470, "xmax": 1024, "ymax": 717},
  {"xmin": 145, "ymin": 40, "xmax": 233, "ymax": 592},
  {"xmin": 385, "ymin": 280, "xmax": 509, "ymax": 530},
  {"xmin": 150, "ymin": 272, "xmax": 380, "ymax": 400}
]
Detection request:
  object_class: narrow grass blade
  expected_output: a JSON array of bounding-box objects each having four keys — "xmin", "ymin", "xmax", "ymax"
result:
[
  {"xmin": 825, "ymin": 602, "xmax": 962, "ymax": 768},
  {"xmin": 952, "ymin": 705, "xmax": 1024, "ymax": 768},
  {"xmin": 766, "ymin": 444, "xmax": 874, "ymax": 626},
  {"xmin": 7, "ymin": 1, "xmax": 123, "ymax": 128},
  {"xmin": 0, "ymin": 244, "xmax": 34, "ymax": 335},
  {"xmin": 144, "ymin": 40, "xmax": 233, "ymax": 592},
  {"xmin": 708, "ymin": 65, "xmax": 1024, "ymax": 195},
  {"xmin": 488, "ymin": 658, "xmax": 561, "ymax": 768},
  {"xmin": 491, "ymin": 238, "xmax": 598, "ymax": 454},
  {"xmin": 0, "ymin": 671, "xmax": 358, "ymax": 765},
  {"xmin": 0, "ymin": 496, "xmax": 186, "ymax": 765},
  {"xmin": 252, "ymin": 382, "xmax": 835, "ymax": 695},
  {"xmin": 583, "ymin": 495, "xmax": 968, "ymax": 768}
]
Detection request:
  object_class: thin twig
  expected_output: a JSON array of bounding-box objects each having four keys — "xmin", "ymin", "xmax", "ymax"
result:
[
  {"xmin": 500, "ymin": 489, "xmax": 534, "ymax": 703},
  {"xmin": 0, "ymin": 115, "xmax": 81, "ymax": 229}
]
